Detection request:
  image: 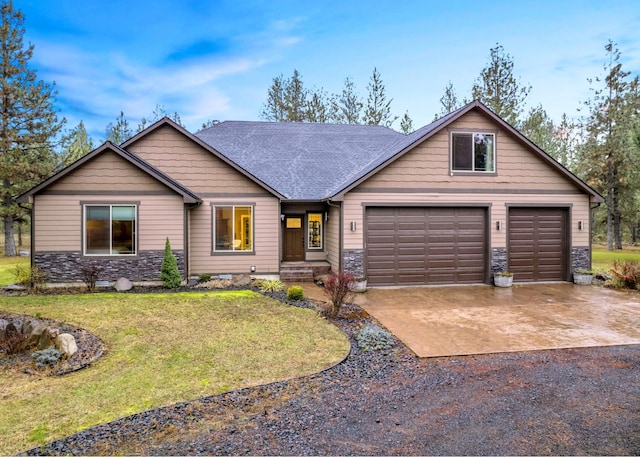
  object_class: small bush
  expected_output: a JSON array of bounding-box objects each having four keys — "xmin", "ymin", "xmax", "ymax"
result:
[
  {"xmin": 610, "ymin": 260, "xmax": 640, "ymax": 290},
  {"xmin": 161, "ymin": 237, "xmax": 182, "ymax": 289},
  {"xmin": 287, "ymin": 286, "xmax": 304, "ymax": 300},
  {"xmin": 356, "ymin": 324, "xmax": 395, "ymax": 352},
  {"xmin": 199, "ymin": 273, "xmax": 212, "ymax": 282},
  {"xmin": 31, "ymin": 347, "xmax": 63, "ymax": 369},
  {"xmin": 323, "ymin": 271, "xmax": 355, "ymax": 318},
  {"xmin": 257, "ymin": 279, "xmax": 285, "ymax": 293},
  {"xmin": 13, "ymin": 263, "xmax": 47, "ymax": 290},
  {"xmin": 0, "ymin": 325, "xmax": 27, "ymax": 355},
  {"xmin": 80, "ymin": 261, "xmax": 104, "ymax": 292}
]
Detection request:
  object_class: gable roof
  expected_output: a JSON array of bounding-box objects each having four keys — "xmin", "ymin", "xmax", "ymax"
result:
[
  {"xmin": 122, "ymin": 117, "xmax": 287, "ymax": 200},
  {"xmin": 195, "ymin": 121, "xmax": 404, "ymax": 200},
  {"xmin": 17, "ymin": 141, "xmax": 202, "ymax": 204}
]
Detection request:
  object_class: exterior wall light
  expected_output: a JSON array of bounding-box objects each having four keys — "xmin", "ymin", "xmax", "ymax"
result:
[
  {"xmin": 350, "ymin": 221, "xmax": 357, "ymax": 232},
  {"xmin": 578, "ymin": 221, "xmax": 584, "ymax": 230},
  {"xmin": 496, "ymin": 221, "xmax": 502, "ymax": 231}
]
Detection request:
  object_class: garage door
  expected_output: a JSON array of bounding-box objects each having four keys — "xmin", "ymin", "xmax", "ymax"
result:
[
  {"xmin": 365, "ymin": 207, "xmax": 487, "ymax": 286},
  {"xmin": 508, "ymin": 207, "xmax": 568, "ymax": 282}
]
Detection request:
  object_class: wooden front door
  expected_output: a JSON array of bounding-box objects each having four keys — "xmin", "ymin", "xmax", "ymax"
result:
[{"xmin": 283, "ymin": 216, "xmax": 304, "ymax": 261}]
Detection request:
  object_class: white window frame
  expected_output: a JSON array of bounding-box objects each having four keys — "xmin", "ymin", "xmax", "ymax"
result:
[
  {"xmin": 451, "ymin": 131, "xmax": 496, "ymax": 173},
  {"xmin": 83, "ymin": 204, "xmax": 137, "ymax": 256}
]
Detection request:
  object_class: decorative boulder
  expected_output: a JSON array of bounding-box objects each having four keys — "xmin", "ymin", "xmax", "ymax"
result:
[
  {"xmin": 37, "ymin": 327, "xmax": 60, "ymax": 350},
  {"xmin": 114, "ymin": 277, "xmax": 133, "ymax": 292},
  {"xmin": 231, "ymin": 273, "xmax": 252, "ymax": 287},
  {"xmin": 23, "ymin": 319, "xmax": 47, "ymax": 349},
  {"xmin": 0, "ymin": 318, "xmax": 8, "ymax": 335},
  {"xmin": 55, "ymin": 333, "xmax": 78, "ymax": 358}
]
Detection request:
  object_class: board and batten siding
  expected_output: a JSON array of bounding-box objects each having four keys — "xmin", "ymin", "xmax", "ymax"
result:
[
  {"xmin": 33, "ymin": 194, "xmax": 184, "ymax": 253},
  {"xmin": 188, "ymin": 197, "xmax": 280, "ymax": 275},
  {"xmin": 342, "ymin": 192, "xmax": 590, "ymax": 251},
  {"xmin": 128, "ymin": 125, "xmax": 266, "ymax": 195},
  {"xmin": 46, "ymin": 150, "xmax": 168, "ymax": 193}
]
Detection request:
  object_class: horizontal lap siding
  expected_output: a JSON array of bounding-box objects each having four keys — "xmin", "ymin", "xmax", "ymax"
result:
[
  {"xmin": 189, "ymin": 197, "xmax": 279, "ymax": 275},
  {"xmin": 128, "ymin": 126, "xmax": 266, "ymax": 194},
  {"xmin": 34, "ymin": 194, "xmax": 184, "ymax": 252},
  {"xmin": 325, "ymin": 205, "xmax": 341, "ymax": 272}
]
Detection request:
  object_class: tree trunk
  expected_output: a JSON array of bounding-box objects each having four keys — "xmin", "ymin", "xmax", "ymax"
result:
[
  {"xmin": 3, "ymin": 214, "xmax": 16, "ymax": 256},
  {"xmin": 17, "ymin": 223, "xmax": 22, "ymax": 247}
]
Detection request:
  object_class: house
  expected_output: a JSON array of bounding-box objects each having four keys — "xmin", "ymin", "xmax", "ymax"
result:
[{"xmin": 18, "ymin": 100, "xmax": 603, "ymax": 287}]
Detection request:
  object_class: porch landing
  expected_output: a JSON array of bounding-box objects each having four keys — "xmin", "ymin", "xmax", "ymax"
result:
[{"xmin": 280, "ymin": 261, "xmax": 331, "ymax": 282}]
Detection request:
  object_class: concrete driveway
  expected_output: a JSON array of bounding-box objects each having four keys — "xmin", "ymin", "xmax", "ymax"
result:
[{"xmin": 357, "ymin": 283, "xmax": 640, "ymax": 357}]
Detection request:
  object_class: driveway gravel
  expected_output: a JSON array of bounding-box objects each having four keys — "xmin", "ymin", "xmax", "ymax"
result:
[{"xmin": 24, "ymin": 295, "xmax": 640, "ymax": 456}]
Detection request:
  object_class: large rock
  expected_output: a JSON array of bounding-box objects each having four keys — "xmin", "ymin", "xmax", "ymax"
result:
[
  {"xmin": 22, "ymin": 319, "xmax": 47, "ymax": 349},
  {"xmin": 0, "ymin": 318, "xmax": 8, "ymax": 335},
  {"xmin": 37, "ymin": 327, "xmax": 59, "ymax": 350},
  {"xmin": 114, "ymin": 277, "xmax": 133, "ymax": 292},
  {"xmin": 231, "ymin": 273, "xmax": 252, "ymax": 287},
  {"xmin": 55, "ymin": 333, "xmax": 78, "ymax": 358}
]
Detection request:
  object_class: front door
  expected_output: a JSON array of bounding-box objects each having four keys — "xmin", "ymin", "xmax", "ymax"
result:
[{"xmin": 283, "ymin": 216, "xmax": 304, "ymax": 261}]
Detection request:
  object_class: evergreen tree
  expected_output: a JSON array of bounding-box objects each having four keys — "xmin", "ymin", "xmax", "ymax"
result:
[
  {"xmin": 283, "ymin": 69, "xmax": 307, "ymax": 122},
  {"xmin": 521, "ymin": 105, "xmax": 557, "ymax": 155},
  {"xmin": 105, "ymin": 111, "xmax": 133, "ymax": 143},
  {"xmin": 363, "ymin": 68, "xmax": 397, "ymax": 127},
  {"xmin": 333, "ymin": 77, "xmax": 362, "ymax": 124},
  {"xmin": 0, "ymin": 0, "xmax": 65, "ymax": 255},
  {"xmin": 400, "ymin": 111, "xmax": 414, "ymax": 134},
  {"xmin": 137, "ymin": 104, "xmax": 184, "ymax": 132},
  {"xmin": 472, "ymin": 43, "xmax": 531, "ymax": 126},
  {"xmin": 435, "ymin": 81, "xmax": 463, "ymax": 119},
  {"xmin": 160, "ymin": 237, "xmax": 182, "ymax": 288},
  {"xmin": 578, "ymin": 41, "xmax": 640, "ymax": 249},
  {"xmin": 261, "ymin": 73, "xmax": 286, "ymax": 121},
  {"xmin": 60, "ymin": 120, "xmax": 94, "ymax": 166}
]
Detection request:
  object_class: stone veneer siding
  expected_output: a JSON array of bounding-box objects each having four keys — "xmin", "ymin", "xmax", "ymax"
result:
[
  {"xmin": 571, "ymin": 246, "xmax": 591, "ymax": 272},
  {"xmin": 34, "ymin": 250, "xmax": 185, "ymax": 283},
  {"xmin": 491, "ymin": 247, "xmax": 508, "ymax": 274},
  {"xmin": 342, "ymin": 249, "xmax": 364, "ymax": 278}
]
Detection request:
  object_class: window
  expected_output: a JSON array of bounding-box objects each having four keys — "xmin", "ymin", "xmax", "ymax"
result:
[
  {"xmin": 307, "ymin": 213, "xmax": 323, "ymax": 249},
  {"xmin": 214, "ymin": 205, "xmax": 253, "ymax": 252},
  {"xmin": 84, "ymin": 205, "xmax": 136, "ymax": 255},
  {"xmin": 451, "ymin": 132, "xmax": 495, "ymax": 172}
]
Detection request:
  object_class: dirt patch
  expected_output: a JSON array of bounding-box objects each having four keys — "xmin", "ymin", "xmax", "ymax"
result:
[{"xmin": 23, "ymin": 297, "xmax": 640, "ymax": 456}]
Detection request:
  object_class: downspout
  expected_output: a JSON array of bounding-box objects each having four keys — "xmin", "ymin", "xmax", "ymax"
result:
[
  {"xmin": 184, "ymin": 201, "xmax": 202, "ymax": 281},
  {"xmin": 589, "ymin": 201, "xmax": 602, "ymax": 270},
  {"xmin": 18, "ymin": 200, "xmax": 34, "ymax": 269},
  {"xmin": 326, "ymin": 199, "xmax": 342, "ymax": 272}
]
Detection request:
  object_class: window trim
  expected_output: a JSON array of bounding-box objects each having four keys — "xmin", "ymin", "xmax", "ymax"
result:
[
  {"xmin": 82, "ymin": 202, "xmax": 139, "ymax": 257},
  {"xmin": 306, "ymin": 212, "xmax": 324, "ymax": 251},
  {"xmin": 449, "ymin": 129, "xmax": 497, "ymax": 175},
  {"xmin": 210, "ymin": 203, "xmax": 256, "ymax": 256}
]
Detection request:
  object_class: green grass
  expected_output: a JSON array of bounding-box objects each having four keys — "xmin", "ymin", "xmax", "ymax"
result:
[
  {"xmin": 0, "ymin": 291, "xmax": 349, "ymax": 454},
  {"xmin": 0, "ymin": 256, "xmax": 28, "ymax": 287},
  {"xmin": 592, "ymin": 244, "xmax": 640, "ymax": 274}
]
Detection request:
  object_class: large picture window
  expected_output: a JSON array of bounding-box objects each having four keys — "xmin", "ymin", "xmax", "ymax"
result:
[
  {"xmin": 307, "ymin": 213, "xmax": 323, "ymax": 249},
  {"xmin": 452, "ymin": 132, "xmax": 495, "ymax": 172},
  {"xmin": 84, "ymin": 205, "xmax": 136, "ymax": 255},
  {"xmin": 214, "ymin": 205, "xmax": 253, "ymax": 252}
]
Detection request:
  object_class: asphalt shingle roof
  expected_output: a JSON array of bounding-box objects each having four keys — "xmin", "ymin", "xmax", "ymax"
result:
[{"xmin": 195, "ymin": 121, "xmax": 405, "ymax": 200}]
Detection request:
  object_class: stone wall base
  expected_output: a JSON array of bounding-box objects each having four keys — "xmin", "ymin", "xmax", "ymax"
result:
[
  {"xmin": 34, "ymin": 250, "xmax": 185, "ymax": 283},
  {"xmin": 571, "ymin": 247, "xmax": 591, "ymax": 272},
  {"xmin": 342, "ymin": 249, "xmax": 364, "ymax": 278}
]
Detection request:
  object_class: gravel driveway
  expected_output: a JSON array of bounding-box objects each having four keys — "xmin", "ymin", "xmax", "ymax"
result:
[{"xmin": 27, "ymin": 299, "xmax": 640, "ymax": 456}]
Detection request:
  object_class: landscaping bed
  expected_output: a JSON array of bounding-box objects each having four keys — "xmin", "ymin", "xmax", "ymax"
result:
[{"xmin": 22, "ymin": 292, "xmax": 640, "ymax": 456}]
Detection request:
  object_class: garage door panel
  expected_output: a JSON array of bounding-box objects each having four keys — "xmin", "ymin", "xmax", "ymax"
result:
[
  {"xmin": 508, "ymin": 208, "xmax": 567, "ymax": 282},
  {"xmin": 366, "ymin": 207, "xmax": 487, "ymax": 286}
]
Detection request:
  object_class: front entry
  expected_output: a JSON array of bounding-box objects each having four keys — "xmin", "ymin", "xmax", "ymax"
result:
[{"xmin": 283, "ymin": 216, "xmax": 304, "ymax": 261}]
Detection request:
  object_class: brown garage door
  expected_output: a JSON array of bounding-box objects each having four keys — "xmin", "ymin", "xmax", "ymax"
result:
[
  {"xmin": 365, "ymin": 207, "xmax": 487, "ymax": 286},
  {"xmin": 508, "ymin": 207, "xmax": 568, "ymax": 282}
]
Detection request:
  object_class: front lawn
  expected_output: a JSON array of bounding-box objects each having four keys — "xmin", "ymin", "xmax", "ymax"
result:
[
  {"xmin": 592, "ymin": 244, "xmax": 640, "ymax": 274},
  {"xmin": 0, "ymin": 291, "xmax": 349, "ymax": 454},
  {"xmin": 0, "ymin": 255, "xmax": 27, "ymax": 287}
]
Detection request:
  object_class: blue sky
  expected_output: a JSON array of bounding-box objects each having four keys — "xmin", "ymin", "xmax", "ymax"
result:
[{"xmin": 16, "ymin": 0, "xmax": 640, "ymax": 141}]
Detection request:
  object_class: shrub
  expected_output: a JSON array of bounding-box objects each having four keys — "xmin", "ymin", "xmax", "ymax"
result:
[
  {"xmin": 257, "ymin": 279, "xmax": 285, "ymax": 293},
  {"xmin": 13, "ymin": 263, "xmax": 47, "ymax": 290},
  {"xmin": 356, "ymin": 324, "xmax": 395, "ymax": 352},
  {"xmin": 287, "ymin": 285, "xmax": 304, "ymax": 300},
  {"xmin": 80, "ymin": 261, "xmax": 104, "ymax": 292},
  {"xmin": 31, "ymin": 347, "xmax": 63, "ymax": 369},
  {"xmin": 199, "ymin": 273, "xmax": 212, "ymax": 282},
  {"xmin": 161, "ymin": 237, "xmax": 182, "ymax": 289},
  {"xmin": 0, "ymin": 325, "xmax": 27, "ymax": 355},
  {"xmin": 323, "ymin": 271, "xmax": 355, "ymax": 318},
  {"xmin": 610, "ymin": 260, "xmax": 640, "ymax": 290}
]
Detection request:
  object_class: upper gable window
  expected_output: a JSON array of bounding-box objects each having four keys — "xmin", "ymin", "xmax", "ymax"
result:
[{"xmin": 451, "ymin": 132, "xmax": 495, "ymax": 172}]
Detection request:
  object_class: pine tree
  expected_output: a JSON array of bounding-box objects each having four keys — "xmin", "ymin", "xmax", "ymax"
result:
[
  {"xmin": 105, "ymin": 111, "xmax": 133, "ymax": 143},
  {"xmin": 363, "ymin": 68, "xmax": 397, "ymax": 127},
  {"xmin": 60, "ymin": 120, "xmax": 94, "ymax": 166},
  {"xmin": 435, "ymin": 81, "xmax": 463, "ymax": 119},
  {"xmin": 0, "ymin": 0, "xmax": 65, "ymax": 256},
  {"xmin": 472, "ymin": 43, "xmax": 531, "ymax": 126},
  {"xmin": 160, "ymin": 237, "xmax": 182, "ymax": 288},
  {"xmin": 334, "ymin": 77, "xmax": 362, "ymax": 124},
  {"xmin": 400, "ymin": 111, "xmax": 414, "ymax": 134}
]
